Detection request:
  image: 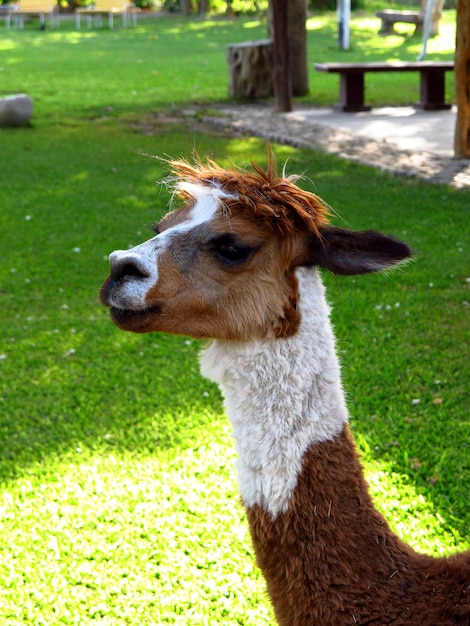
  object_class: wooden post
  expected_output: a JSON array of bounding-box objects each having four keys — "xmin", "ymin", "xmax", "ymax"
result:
[
  {"xmin": 271, "ymin": 0, "xmax": 292, "ymax": 112},
  {"xmin": 454, "ymin": 0, "xmax": 470, "ymax": 158}
]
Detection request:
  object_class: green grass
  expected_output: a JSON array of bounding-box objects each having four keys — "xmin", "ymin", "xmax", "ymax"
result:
[
  {"xmin": 0, "ymin": 12, "xmax": 468, "ymax": 625},
  {"xmin": 1, "ymin": 11, "xmax": 456, "ymax": 118}
]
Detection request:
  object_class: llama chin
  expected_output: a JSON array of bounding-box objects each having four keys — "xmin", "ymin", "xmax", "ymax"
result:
[{"xmin": 101, "ymin": 154, "xmax": 469, "ymax": 626}]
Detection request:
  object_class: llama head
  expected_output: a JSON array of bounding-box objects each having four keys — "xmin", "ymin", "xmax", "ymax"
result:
[{"xmin": 100, "ymin": 155, "xmax": 411, "ymax": 340}]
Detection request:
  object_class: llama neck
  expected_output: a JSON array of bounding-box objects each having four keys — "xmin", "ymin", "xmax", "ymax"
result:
[{"xmin": 200, "ymin": 267, "xmax": 349, "ymax": 517}]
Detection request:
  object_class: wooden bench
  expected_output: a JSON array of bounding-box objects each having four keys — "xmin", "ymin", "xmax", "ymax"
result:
[
  {"xmin": 376, "ymin": 0, "xmax": 445, "ymax": 36},
  {"xmin": 314, "ymin": 61, "xmax": 454, "ymax": 112}
]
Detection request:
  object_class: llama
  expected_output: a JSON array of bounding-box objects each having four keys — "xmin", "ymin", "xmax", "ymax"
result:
[{"xmin": 100, "ymin": 155, "xmax": 470, "ymax": 625}]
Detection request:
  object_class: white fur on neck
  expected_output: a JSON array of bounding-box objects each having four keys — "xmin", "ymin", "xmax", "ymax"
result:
[{"xmin": 200, "ymin": 267, "xmax": 348, "ymax": 518}]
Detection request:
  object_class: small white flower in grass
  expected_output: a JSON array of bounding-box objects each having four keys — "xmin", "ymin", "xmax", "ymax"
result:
[
  {"xmin": 184, "ymin": 340, "xmax": 191, "ymax": 346},
  {"xmin": 429, "ymin": 282, "xmax": 434, "ymax": 288},
  {"xmin": 466, "ymin": 277, "xmax": 470, "ymax": 283},
  {"xmin": 0, "ymin": 354, "xmax": 7, "ymax": 361},
  {"xmin": 10, "ymin": 268, "xmax": 17, "ymax": 273},
  {"xmin": 61, "ymin": 304, "xmax": 69, "ymax": 310},
  {"xmin": 64, "ymin": 349, "xmax": 76, "ymax": 357},
  {"xmin": 411, "ymin": 398, "xmax": 421, "ymax": 406},
  {"xmin": 24, "ymin": 278, "xmax": 30, "ymax": 284},
  {"xmin": 72, "ymin": 247, "xmax": 81, "ymax": 253},
  {"xmin": 25, "ymin": 215, "xmax": 32, "ymax": 221},
  {"xmin": 202, "ymin": 391, "xmax": 209, "ymax": 398}
]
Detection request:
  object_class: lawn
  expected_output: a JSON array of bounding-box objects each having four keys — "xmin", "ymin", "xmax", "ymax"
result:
[
  {"xmin": 1, "ymin": 10, "xmax": 456, "ymax": 118},
  {"xmin": 0, "ymin": 11, "xmax": 468, "ymax": 625}
]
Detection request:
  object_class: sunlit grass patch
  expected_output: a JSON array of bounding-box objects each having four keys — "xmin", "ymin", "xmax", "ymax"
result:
[{"xmin": 0, "ymin": 429, "xmax": 272, "ymax": 624}]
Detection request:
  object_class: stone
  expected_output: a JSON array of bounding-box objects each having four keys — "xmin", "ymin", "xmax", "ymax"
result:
[{"xmin": 0, "ymin": 94, "xmax": 33, "ymax": 127}]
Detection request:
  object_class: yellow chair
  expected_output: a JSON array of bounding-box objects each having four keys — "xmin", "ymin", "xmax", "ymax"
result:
[
  {"xmin": 9, "ymin": 0, "xmax": 59, "ymax": 29},
  {"xmin": 76, "ymin": 0, "xmax": 138, "ymax": 29}
]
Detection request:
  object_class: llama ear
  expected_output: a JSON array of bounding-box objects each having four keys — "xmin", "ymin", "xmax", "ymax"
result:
[{"xmin": 305, "ymin": 226, "xmax": 412, "ymax": 275}]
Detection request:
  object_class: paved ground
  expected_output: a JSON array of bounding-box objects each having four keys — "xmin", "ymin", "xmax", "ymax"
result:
[{"xmin": 203, "ymin": 104, "xmax": 470, "ymax": 189}]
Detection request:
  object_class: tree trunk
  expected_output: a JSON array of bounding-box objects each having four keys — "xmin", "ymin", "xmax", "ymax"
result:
[
  {"xmin": 287, "ymin": 0, "xmax": 309, "ymax": 96},
  {"xmin": 180, "ymin": 0, "xmax": 192, "ymax": 15},
  {"xmin": 271, "ymin": 0, "xmax": 292, "ymax": 111},
  {"xmin": 269, "ymin": 0, "xmax": 309, "ymax": 97},
  {"xmin": 227, "ymin": 40, "xmax": 274, "ymax": 99},
  {"xmin": 454, "ymin": 0, "xmax": 470, "ymax": 158}
]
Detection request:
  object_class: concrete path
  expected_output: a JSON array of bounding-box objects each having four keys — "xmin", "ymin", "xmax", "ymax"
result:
[
  {"xmin": 285, "ymin": 106, "xmax": 456, "ymax": 158},
  {"xmin": 205, "ymin": 104, "xmax": 470, "ymax": 189}
]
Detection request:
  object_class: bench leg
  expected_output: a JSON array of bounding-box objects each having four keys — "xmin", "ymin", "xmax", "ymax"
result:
[
  {"xmin": 335, "ymin": 72, "xmax": 371, "ymax": 112},
  {"xmin": 378, "ymin": 18, "xmax": 395, "ymax": 34},
  {"xmin": 419, "ymin": 70, "xmax": 451, "ymax": 110}
]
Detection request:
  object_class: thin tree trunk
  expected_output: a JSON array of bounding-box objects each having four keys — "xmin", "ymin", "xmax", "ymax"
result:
[
  {"xmin": 268, "ymin": 0, "xmax": 309, "ymax": 97},
  {"xmin": 180, "ymin": 0, "xmax": 192, "ymax": 16},
  {"xmin": 271, "ymin": 0, "xmax": 292, "ymax": 112},
  {"xmin": 454, "ymin": 0, "xmax": 470, "ymax": 158},
  {"xmin": 288, "ymin": 0, "xmax": 309, "ymax": 96}
]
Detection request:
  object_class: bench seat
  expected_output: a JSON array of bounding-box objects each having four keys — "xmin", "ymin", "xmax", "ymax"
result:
[
  {"xmin": 314, "ymin": 61, "xmax": 454, "ymax": 112},
  {"xmin": 376, "ymin": 10, "xmax": 424, "ymax": 33}
]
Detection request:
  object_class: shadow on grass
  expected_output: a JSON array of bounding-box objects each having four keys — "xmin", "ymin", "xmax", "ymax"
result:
[{"xmin": 0, "ymin": 120, "xmax": 468, "ymax": 550}]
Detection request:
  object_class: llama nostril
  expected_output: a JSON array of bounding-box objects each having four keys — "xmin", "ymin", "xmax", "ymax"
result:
[
  {"xmin": 117, "ymin": 263, "xmax": 148, "ymax": 280},
  {"xmin": 109, "ymin": 252, "xmax": 151, "ymax": 283}
]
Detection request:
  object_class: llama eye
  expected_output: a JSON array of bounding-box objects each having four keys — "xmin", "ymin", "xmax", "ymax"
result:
[
  {"xmin": 211, "ymin": 238, "xmax": 255, "ymax": 265},
  {"xmin": 220, "ymin": 243, "xmax": 244, "ymax": 259}
]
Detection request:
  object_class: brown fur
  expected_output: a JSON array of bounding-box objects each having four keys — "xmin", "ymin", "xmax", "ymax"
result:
[
  {"xmin": 103, "ymin": 155, "xmax": 332, "ymax": 340},
  {"xmin": 169, "ymin": 154, "xmax": 331, "ymax": 239},
  {"xmin": 248, "ymin": 427, "xmax": 470, "ymax": 626},
  {"xmin": 134, "ymin": 154, "xmax": 328, "ymax": 340}
]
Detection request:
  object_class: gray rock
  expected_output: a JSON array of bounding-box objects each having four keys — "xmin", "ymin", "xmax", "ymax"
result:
[{"xmin": 0, "ymin": 94, "xmax": 33, "ymax": 127}]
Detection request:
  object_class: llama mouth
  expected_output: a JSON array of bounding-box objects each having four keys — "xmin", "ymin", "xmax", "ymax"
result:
[{"xmin": 110, "ymin": 305, "xmax": 162, "ymax": 330}]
